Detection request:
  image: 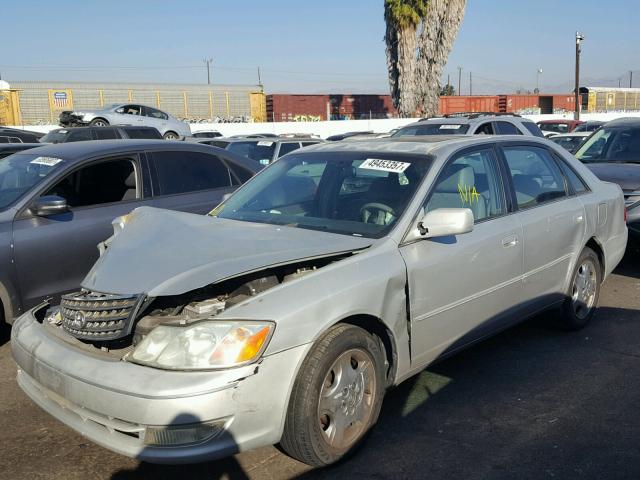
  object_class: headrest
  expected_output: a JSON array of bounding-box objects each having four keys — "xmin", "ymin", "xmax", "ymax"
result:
[{"xmin": 436, "ymin": 164, "xmax": 475, "ymax": 193}]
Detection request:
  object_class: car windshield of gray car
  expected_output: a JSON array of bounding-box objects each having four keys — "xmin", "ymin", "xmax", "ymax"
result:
[
  {"xmin": 212, "ymin": 152, "xmax": 431, "ymax": 238},
  {"xmin": 0, "ymin": 153, "xmax": 65, "ymax": 209},
  {"xmin": 392, "ymin": 123, "xmax": 470, "ymax": 136},
  {"xmin": 575, "ymin": 127, "xmax": 640, "ymax": 163}
]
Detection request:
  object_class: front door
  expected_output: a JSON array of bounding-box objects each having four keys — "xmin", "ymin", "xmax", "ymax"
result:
[
  {"xmin": 400, "ymin": 146, "xmax": 523, "ymax": 367},
  {"xmin": 12, "ymin": 155, "xmax": 150, "ymax": 308}
]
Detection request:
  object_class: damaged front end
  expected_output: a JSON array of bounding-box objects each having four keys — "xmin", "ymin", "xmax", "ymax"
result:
[{"xmin": 45, "ymin": 255, "xmax": 351, "ymax": 369}]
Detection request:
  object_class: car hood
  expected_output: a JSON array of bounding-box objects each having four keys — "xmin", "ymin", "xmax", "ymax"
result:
[
  {"xmin": 585, "ymin": 162, "xmax": 640, "ymax": 191},
  {"xmin": 82, "ymin": 207, "xmax": 374, "ymax": 297}
]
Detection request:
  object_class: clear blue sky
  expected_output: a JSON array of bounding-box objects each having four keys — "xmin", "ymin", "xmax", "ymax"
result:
[{"xmin": 2, "ymin": 0, "xmax": 638, "ymax": 94}]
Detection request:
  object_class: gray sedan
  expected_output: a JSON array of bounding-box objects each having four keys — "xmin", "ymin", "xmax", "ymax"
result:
[
  {"xmin": 11, "ymin": 136, "xmax": 627, "ymax": 466},
  {"xmin": 59, "ymin": 103, "xmax": 191, "ymax": 139}
]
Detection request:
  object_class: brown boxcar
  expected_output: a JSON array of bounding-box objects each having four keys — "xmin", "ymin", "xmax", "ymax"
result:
[{"xmin": 266, "ymin": 94, "xmax": 397, "ymax": 122}]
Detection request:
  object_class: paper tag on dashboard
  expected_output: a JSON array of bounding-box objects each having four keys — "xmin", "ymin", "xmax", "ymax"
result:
[
  {"xmin": 359, "ymin": 158, "xmax": 411, "ymax": 173},
  {"xmin": 257, "ymin": 141, "xmax": 274, "ymax": 146},
  {"xmin": 30, "ymin": 156, "xmax": 63, "ymax": 166},
  {"xmin": 439, "ymin": 124, "xmax": 462, "ymax": 129}
]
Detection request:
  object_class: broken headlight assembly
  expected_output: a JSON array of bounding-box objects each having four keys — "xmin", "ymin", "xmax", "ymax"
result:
[{"xmin": 128, "ymin": 320, "xmax": 275, "ymax": 370}]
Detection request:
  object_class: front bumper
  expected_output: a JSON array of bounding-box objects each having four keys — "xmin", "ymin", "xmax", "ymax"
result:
[
  {"xmin": 58, "ymin": 112, "xmax": 88, "ymax": 127},
  {"xmin": 11, "ymin": 310, "xmax": 310, "ymax": 464}
]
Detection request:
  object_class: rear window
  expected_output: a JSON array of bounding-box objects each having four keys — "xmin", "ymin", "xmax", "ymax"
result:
[
  {"xmin": 123, "ymin": 128, "xmax": 162, "ymax": 139},
  {"xmin": 40, "ymin": 131, "xmax": 69, "ymax": 143},
  {"xmin": 94, "ymin": 128, "xmax": 120, "ymax": 140},
  {"xmin": 227, "ymin": 141, "xmax": 276, "ymax": 165},
  {"xmin": 392, "ymin": 123, "xmax": 470, "ymax": 136}
]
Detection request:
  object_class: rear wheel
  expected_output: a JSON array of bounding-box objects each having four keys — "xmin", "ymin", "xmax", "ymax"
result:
[
  {"xmin": 556, "ymin": 247, "xmax": 601, "ymax": 330},
  {"xmin": 89, "ymin": 118, "xmax": 109, "ymax": 127},
  {"xmin": 280, "ymin": 324, "xmax": 386, "ymax": 466},
  {"xmin": 163, "ymin": 131, "xmax": 179, "ymax": 140}
]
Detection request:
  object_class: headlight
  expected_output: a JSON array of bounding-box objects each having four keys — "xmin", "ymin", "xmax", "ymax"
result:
[{"xmin": 129, "ymin": 321, "xmax": 274, "ymax": 370}]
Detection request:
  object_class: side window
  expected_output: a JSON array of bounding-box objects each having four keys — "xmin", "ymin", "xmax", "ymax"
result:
[
  {"xmin": 117, "ymin": 105, "xmax": 141, "ymax": 116},
  {"xmin": 277, "ymin": 142, "xmax": 300, "ymax": 158},
  {"xmin": 301, "ymin": 142, "xmax": 318, "ymax": 147},
  {"xmin": 150, "ymin": 151, "xmax": 232, "ymax": 195},
  {"xmin": 495, "ymin": 121, "xmax": 523, "ymax": 135},
  {"xmin": 124, "ymin": 128, "xmax": 162, "ymax": 139},
  {"xmin": 474, "ymin": 122, "xmax": 494, "ymax": 135},
  {"xmin": 503, "ymin": 146, "xmax": 567, "ymax": 209},
  {"xmin": 44, "ymin": 159, "xmax": 137, "ymax": 208},
  {"xmin": 521, "ymin": 122, "xmax": 545, "ymax": 137},
  {"xmin": 425, "ymin": 148, "xmax": 505, "ymax": 222},
  {"xmin": 557, "ymin": 159, "xmax": 588, "ymax": 194},
  {"xmin": 144, "ymin": 106, "xmax": 168, "ymax": 120},
  {"xmin": 94, "ymin": 128, "xmax": 120, "ymax": 140},
  {"xmin": 225, "ymin": 161, "xmax": 253, "ymax": 184}
]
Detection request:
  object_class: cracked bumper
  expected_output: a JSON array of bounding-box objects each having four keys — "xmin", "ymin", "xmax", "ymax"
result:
[{"xmin": 11, "ymin": 310, "xmax": 310, "ymax": 464}]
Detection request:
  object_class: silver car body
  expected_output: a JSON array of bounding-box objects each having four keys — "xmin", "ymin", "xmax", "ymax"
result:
[
  {"xmin": 68, "ymin": 103, "xmax": 191, "ymax": 138},
  {"xmin": 12, "ymin": 136, "xmax": 627, "ymax": 463}
]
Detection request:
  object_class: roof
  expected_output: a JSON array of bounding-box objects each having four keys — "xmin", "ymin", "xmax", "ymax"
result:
[
  {"xmin": 298, "ymin": 135, "xmax": 511, "ymax": 156},
  {"xmin": 603, "ymin": 117, "xmax": 640, "ymax": 127},
  {"xmin": 6, "ymin": 139, "xmax": 261, "ymax": 172}
]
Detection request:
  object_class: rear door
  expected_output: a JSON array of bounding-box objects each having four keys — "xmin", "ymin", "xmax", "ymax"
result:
[
  {"xmin": 141, "ymin": 106, "xmax": 169, "ymax": 133},
  {"xmin": 147, "ymin": 149, "xmax": 240, "ymax": 214},
  {"xmin": 401, "ymin": 145, "xmax": 523, "ymax": 367},
  {"xmin": 499, "ymin": 143, "xmax": 586, "ymax": 304},
  {"xmin": 12, "ymin": 153, "xmax": 151, "ymax": 307}
]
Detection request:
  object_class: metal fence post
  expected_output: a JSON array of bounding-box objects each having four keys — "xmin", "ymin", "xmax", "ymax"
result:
[{"xmin": 183, "ymin": 91, "xmax": 188, "ymax": 118}]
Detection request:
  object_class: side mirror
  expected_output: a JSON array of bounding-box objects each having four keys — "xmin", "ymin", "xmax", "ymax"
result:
[
  {"xmin": 31, "ymin": 195, "xmax": 69, "ymax": 216},
  {"xmin": 405, "ymin": 208, "xmax": 474, "ymax": 242}
]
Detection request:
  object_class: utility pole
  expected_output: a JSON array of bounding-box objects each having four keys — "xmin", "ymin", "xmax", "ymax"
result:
[
  {"xmin": 631, "ymin": 71, "xmax": 634, "ymax": 88},
  {"xmin": 447, "ymin": 74, "xmax": 450, "ymax": 94},
  {"xmin": 574, "ymin": 32, "xmax": 584, "ymax": 120},
  {"xmin": 457, "ymin": 66, "xmax": 462, "ymax": 96},
  {"xmin": 536, "ymin": 68, "xmax": 543, "ymax": 93},
  {"xmin": 257, "ymin": 67, "xmax": 262, "ymax": 88},
  {"xmin": 619, "ymin": 77, "xmax": 622, "ymax": 88},
  {"xmin": 469, "ymin": 71, "xmax": 472, "ymax": 95},
  {"xmin": 203, "ymin": 58, "xmax": 213, "ymax": 85}
]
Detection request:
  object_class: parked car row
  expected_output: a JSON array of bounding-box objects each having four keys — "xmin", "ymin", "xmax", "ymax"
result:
[{"xmin": 7, "ymin": 132, "xmax": 628, "ymax": 467}]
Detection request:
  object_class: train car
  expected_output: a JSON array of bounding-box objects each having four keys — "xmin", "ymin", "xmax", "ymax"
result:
[{"xmin": 580, "ymin": 87, "xmax": 640, "ymax": 112}]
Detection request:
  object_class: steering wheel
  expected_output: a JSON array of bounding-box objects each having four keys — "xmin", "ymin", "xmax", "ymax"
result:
[{"xmin": 360, "ymin": 202, "xmax": 397, "ymax": 225}]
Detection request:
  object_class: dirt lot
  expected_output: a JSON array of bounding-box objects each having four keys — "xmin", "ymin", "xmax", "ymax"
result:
[{"xmin": 1, "ymin": 247, "xmax": 639, "ymax": 480}]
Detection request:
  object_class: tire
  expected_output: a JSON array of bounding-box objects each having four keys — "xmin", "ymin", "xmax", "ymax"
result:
[
  {"xmin": 556, "ymin": 247, "xmax": 602, "ymax": 330},
  {"xmin": 89, "ymin": 118, "xmax": 109, "ymax": 127},
  {"xmin": 163, "ymin": 131, "xmax": 179, "ymax": 140},
  {"xmin": 280, "ymin": 324, "xmax": 386, "ymax": 467}
]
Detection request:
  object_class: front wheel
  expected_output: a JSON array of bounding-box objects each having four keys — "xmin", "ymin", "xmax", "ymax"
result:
[
  {"xmin": 556, "ymin": 247, "xmax": 601, "ymax": 330},
  {"xmin": 280, "ymin": 324, "xmax": 386, "ymax": 466},
  {"xmin": 163, "ymin": 131, "xmax": 179, "ymax": 140},
  {"xmin": 89, "ymin": 118, "xmax": 109, "ymax": 127}
]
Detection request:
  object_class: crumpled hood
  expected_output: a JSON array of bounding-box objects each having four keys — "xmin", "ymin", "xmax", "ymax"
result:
[
  {"xmin": 82, "ymin": 207, "xmax": 374, "ymax": 297},
  {"xmin": 586, "ymin": 162, "xmax": 640, "ymax": 191}
]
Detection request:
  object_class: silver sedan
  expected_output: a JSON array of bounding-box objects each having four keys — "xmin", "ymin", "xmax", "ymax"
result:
[
  {"xmin": 11, "ymin": 136, "xmax": 627, "ymax": 466},
  {"xmin": 59, "ymin": 103, "xmax": 191, "ymax": 139}
]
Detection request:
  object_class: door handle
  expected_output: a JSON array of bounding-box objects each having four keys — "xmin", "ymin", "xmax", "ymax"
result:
[{"xmin": 502, "ymin": 236, "xmax": 519, "ymax": 248}]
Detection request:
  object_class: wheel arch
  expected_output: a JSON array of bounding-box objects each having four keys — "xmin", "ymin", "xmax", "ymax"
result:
[
  {"xmin": 585, "ymin": 236, "xmax": 605, "ymax": 280},
  {"xmin": 335, "ymin": 314, "xmax": 398, "ymax": 388}
]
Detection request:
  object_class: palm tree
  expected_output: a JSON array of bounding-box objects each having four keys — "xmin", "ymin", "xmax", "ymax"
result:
[{"xmin": 385, "ymin": 0, "xmax": 466, "ymax": 117}]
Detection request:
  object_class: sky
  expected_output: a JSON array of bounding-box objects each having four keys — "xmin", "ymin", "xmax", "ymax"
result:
[{"xmin": 2, "ymin": 0, "xmax": 638, "ymax": 95}]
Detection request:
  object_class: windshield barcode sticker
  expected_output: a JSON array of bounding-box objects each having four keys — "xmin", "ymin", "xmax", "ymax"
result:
[
  {"xmin": 439, "ymin": 124, "xmax": 462, "ymax": 129},
  {"xmin": 359, "ymin": 158, "xmax": 411, "ymax": 173},
  {"xmin": 257, "ymin": 141, "xmax": 274, "ymax": 146},
  {"xmin": 30, "ymin": 156, "xmax": 63, "ymax": 166}
]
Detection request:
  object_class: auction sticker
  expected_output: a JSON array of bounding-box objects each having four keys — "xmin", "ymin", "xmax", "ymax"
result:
[
  {"xmin": 359, "ymin": 158, "xmax": 411, "ymax": 173},
  {"xmin": 439, "ymin": 124, "xmax": 462, "ymax": 130},
  {"xmin": 257, "ymin": 141, "xmax": 274, "ymax": 146},
  {"xmin": 30, "ymin": 156, "xmax": 63, "ymax": 166}
]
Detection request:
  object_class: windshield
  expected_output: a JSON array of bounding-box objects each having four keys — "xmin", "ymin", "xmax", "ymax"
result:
[
  {"xmin": 538, "ymin": 123, "xmax": 569, "ymax": 134},
  {"xmin": 550, "ymin": 136, "xmax": 586, "ymax": 152},
  {"xmin": 392, "ymin": 123, "xmax": 470, "ymax": 136},
  {"xmin": 0, "ymin": 153, "xmax": 66, "ymax": 209},
  {"xmin": 226, "ymin": 141, "xmax": 276, "ymax": 165},
  {"xmin": 213, "ymin": 152, "xmax": 431, "ymax": 238},
  {"xmin": 575, "ymin": 126, "xmax": 640, "ymax": 163}
]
